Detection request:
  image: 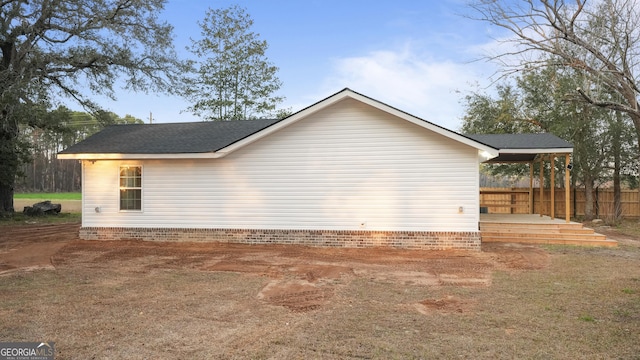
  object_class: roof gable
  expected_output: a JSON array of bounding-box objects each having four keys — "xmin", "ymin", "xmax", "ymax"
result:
[
  {"xmin": 58, "ymin": 88, "xmax": 499, "ymax": 160},
  {"xmin": 216, "ymin": 88, "xmax": 499, "ymax": 157}
]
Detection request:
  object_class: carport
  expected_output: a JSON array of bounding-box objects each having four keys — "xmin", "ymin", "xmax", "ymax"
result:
[{"xmin": 467, "ymin": 133, "xmax": 573, "ymax": 223}]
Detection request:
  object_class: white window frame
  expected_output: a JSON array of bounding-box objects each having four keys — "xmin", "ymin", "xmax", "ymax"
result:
[{"xmin": 119, "ymin": 165, "xmax": 143, "ymax": 212}]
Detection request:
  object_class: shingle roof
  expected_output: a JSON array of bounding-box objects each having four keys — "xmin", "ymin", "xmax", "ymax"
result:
[
  {"xmin": 59, "ymin": 89, "xmax": 572, "ymax": 161},
  {"xmin": 59, "ymin": 89, "xmax": 504, "ymax": 159},
  {"xmin": 465, "ymin": 133, "xmax": 572, "ymax": 150},
  {"xmin": 59, "ymin": 119, "xmax": 281, "ymax": 154}
]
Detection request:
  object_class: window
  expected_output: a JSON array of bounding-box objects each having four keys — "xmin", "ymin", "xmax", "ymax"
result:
[{"xmin": 119, "ymin": 166, "xmax": 142, "ymax": 211}]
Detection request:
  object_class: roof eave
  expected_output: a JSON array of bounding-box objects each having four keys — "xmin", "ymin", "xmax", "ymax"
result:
[
  {"xmin": 57, "ymin": 152, "xmax": 224, "ymax": 160},
  {"xmin": 499, "ymin": 148, "xmax": 573, "ymax": 154}
]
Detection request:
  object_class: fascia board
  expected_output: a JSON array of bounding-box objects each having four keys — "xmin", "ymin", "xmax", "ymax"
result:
[
  {"xmin": 500, "ymin": 148, "xmax": 574, "ymax": 154},
  {"xmin": 57, "ymin": 152, "xmax": 224, "ymax": 160}
]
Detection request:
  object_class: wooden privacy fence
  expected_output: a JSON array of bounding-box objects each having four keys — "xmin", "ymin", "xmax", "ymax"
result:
[{"xmin": 480, "ymin": 187, "xmax": 640, "ymax": 219}]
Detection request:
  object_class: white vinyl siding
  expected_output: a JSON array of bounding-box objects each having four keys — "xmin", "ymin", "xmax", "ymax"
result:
[{"xmin": 81, "ymin": 98, "xmax": 480, "ymax": 232}]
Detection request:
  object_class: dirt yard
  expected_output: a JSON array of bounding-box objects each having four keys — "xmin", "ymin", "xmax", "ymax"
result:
[{"xmin": 1, "ymin": 222, "xmax": 639, "ymax": 359}]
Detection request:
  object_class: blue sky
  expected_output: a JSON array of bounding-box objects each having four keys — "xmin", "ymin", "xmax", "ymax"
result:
[{"xmin": 94, "ymin": 0, "xmax": 502, "ymax": 131}]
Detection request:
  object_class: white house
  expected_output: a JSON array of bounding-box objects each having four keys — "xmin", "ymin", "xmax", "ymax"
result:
[{"xmin": 59, "ymin": 88, "xmax": 503, "ymax": 250}]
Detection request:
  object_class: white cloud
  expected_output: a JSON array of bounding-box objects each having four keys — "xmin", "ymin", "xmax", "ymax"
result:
[{"xmin": 316, "ymin": 44, "xmax": 494, "ymax": 130}]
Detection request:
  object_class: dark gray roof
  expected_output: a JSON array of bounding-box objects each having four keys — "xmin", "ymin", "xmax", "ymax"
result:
[
  {"xmin": 465, "ymin": 133, "xmax": 572, "ymax": 150},
  {"xmin": 59, "ymin": 119, "xmax": 281, "ymax": 154}
]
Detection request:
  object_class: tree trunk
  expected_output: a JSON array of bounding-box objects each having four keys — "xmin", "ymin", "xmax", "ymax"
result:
[
  {"xmin": 613, "ymin": 160, "xmax": 621, "ymax": 219},
  {"xmin": 0, "ymin": 124, "xmax": 19, "ymax": 213},
  {"xmin": 612, "ymin": 112, "xmax": 622, "ymax": 221},
  {"xmin": 0, "ymin": 184, "xmax": 14, "ymax": 213},
  {"xmin": 584, "ymin": 176, "xmax": 595, "ymax": 220},
  {"xmin": 627, "ymin": 111, "xmax": 640, "ymax": 221}
]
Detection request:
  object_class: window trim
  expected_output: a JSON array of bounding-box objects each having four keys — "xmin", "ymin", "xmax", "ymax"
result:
[{"xmin": 119, "ymin": 165, "xmax": 143, "ymax": 212}]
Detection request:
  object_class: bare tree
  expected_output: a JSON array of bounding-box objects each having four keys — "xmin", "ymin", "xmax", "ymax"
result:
[{"xmin": 469, "ymin": 0, "xmax": 640, "ymax": 151}]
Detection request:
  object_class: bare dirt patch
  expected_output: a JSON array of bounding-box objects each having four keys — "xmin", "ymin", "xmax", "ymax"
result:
[
  {"xmin": 416, "ymin": 295, "xmax": 474, "ymax": 314},
  {"xmin": 483, "ymin": 242, "xmax": 551, "ymax": 270},
  {"xmin": 53, "ymin": 238, "xmax": 511, "ymax": 311},
  {"xmin": 2, "ymin": 223, "xmax": 639, "ymax": 359},
  {"xmin": 0, "ymin": 223, "xmax": 78, "ymax": 273},
  {"xmin": 0, "ymin": 223, "xmax": 549, "ymax": 312}
]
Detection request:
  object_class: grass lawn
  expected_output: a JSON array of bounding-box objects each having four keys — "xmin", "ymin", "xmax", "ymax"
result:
[
  {"xmin": 11, "ymin": 193, "xmax": 82, "ymax": 215},
  {"xmin": 14, "ymin": 192, "xmax": 81, "ymax": 200},
  {"xmin": 0, "ymin": 212, "xmax": 81, "ymax": 226}
]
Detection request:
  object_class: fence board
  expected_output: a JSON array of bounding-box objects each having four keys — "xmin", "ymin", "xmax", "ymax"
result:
[{"xmin": 480, "ymin": 188, "xmax": 640, "ymax": 219}]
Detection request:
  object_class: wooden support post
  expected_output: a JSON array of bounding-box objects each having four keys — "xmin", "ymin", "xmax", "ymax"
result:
[
  {"xmin": 539, "ymin": 157, "xmax": 544, "ymax": 217},
  {"xmin": 529, "ymin": 162, "xmax": 534, "ymax": 214},
  {"xmin": 550, "ymin": 154, "xmax": 556, "ymax": 219},
  {"xmin": 565, "ymin": 154, "xmax": 571, "ymax": 223}
]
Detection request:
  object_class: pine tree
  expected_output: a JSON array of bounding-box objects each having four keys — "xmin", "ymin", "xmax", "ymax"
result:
[{"xmin": 186, "ymin": 5, "xmax": 285, "ymax": 121}]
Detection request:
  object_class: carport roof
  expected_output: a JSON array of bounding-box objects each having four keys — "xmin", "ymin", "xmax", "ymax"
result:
[{"xmin": 466, "ymin": 133, "xmax": 573, "ymax": 163}]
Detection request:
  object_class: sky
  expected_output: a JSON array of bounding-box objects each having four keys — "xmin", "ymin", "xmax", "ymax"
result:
[{"xmin": 91, "ymin": 0, "xmax": 504, "ymax": 131}]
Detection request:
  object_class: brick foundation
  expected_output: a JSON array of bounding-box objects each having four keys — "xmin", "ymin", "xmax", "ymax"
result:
[{"xmin": 79, "ymin": 227, "xmax": 481, "ymax": 251}]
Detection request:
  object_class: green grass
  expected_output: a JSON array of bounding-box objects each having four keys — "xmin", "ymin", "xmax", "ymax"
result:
[
  {"xmin": 0, "ymin": 212, "xmax": 81, "ymax": 226},
  {"xmin": 14, "ymin": 192, "xmax": 81, "ymax": 200},
  {"xmin": 578, "ymin": 315, "xmax": 596, "ymax": 322}
]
